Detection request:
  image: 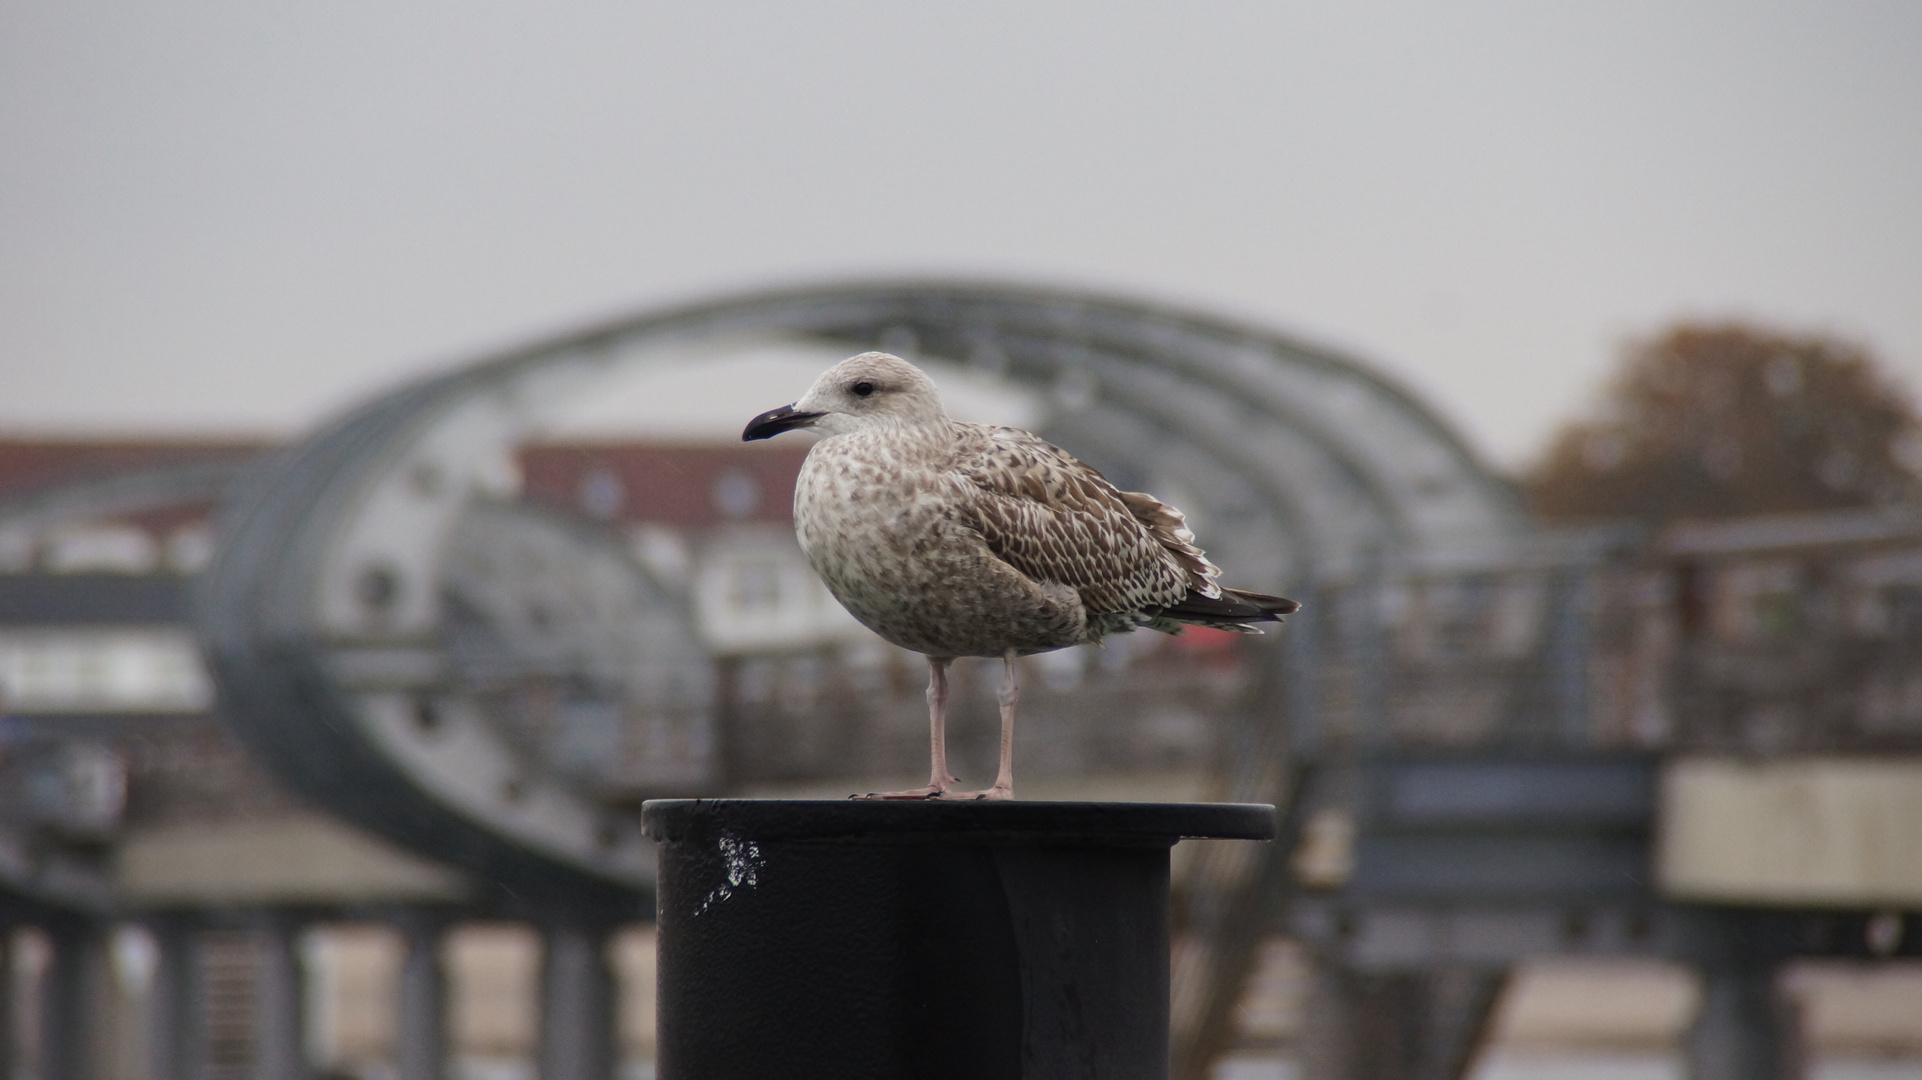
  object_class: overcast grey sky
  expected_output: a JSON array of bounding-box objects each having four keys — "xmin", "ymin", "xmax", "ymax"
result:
[{"xmin": 2, "ymin": 2, "xmax": 1917, "ymax": 468}]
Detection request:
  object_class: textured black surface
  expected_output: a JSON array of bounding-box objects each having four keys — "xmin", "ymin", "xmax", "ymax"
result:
[
  {"xmin": 648, "ymin": 800, "xmax": 1270, "ymax": 1080},
  {"xmin": 642, "ymin": 798, "xmax": 1277, "ymax": 844}
]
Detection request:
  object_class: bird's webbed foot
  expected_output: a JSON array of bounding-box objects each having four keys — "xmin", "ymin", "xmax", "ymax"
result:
[
  {"xmin": 937, "ymin": 782, "xmax": 1013, "ymax": 802},
  {"xmin": 855, "ymin": 781, "xmax": 957, "ymax": 800}
]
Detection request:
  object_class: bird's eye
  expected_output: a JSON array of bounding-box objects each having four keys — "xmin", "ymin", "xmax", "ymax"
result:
[{"xmin": 851, "ymin": 381, "xmax": 876, "ymax": 398}]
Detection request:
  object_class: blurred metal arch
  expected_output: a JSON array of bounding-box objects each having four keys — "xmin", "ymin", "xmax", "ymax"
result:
[{"xmin": 196, "ymin": 280, "xmax": 1525, "ymax": 896}]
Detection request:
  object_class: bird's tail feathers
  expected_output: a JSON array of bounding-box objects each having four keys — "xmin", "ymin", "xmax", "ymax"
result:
[{"xmin": 1148, "ymin": 587, "xmax": 1301, "ymax": 633}]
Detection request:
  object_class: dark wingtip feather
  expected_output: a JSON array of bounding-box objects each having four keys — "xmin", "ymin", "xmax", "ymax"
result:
[
  {"xmin": 1152, "ymin": 587, "xmax": 1300, "ymax": 626},
  {"xmin": 1225, "ymin": 588, "xmax": 1302, "ymax": 616}
]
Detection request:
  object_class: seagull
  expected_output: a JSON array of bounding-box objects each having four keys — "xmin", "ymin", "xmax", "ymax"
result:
[{"xmin": 743, "ymin": 352, "xmax": 1298, "ymax": 800}]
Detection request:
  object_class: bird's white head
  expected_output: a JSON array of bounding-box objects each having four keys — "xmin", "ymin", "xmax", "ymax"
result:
[{"xmin": 742, "ymin": 352, "xmax": 949, "ymax": 442}]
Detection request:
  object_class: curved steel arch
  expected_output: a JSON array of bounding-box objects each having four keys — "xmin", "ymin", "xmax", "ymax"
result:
[
  {"xmin": 807, "ymin": 287, "xmax": 1524, "ymax": 568},
  {"xmin": 198, "ymin": 280, "xmax": 1525, "ymax": 895}
]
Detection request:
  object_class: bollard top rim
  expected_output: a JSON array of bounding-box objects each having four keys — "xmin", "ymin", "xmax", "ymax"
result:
[{"xmin": 639, "ymin": 799, "xmax": 1276, "ymax": 846}]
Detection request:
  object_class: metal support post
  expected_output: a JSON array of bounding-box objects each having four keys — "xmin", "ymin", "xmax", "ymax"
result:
[
  {"xmin": 539, "ymin": 919, "xmax": 617, "ymax": 1080},
  {"xmin": 1171, "ymin": 765, "xmax": 1315, "ymax": 1080},
  {"xmin": 1411, "ymin": 966, "xmax": 1507, "ymax": 1080},
  {"xmin": 1548, "ymin": 565, "xmax": 1593, "ymax": 748},
  {"xmin": 1296, "ymin": 954, "xmax": 1360, "ymax": 1080},
  {"xmin": 1348, "ymin": 568, "xmax": 1390, "ymax": 752},
  {"xmin": 1296, "ymin": 960, "xmax": 1504, "ymax": 1080},
  {"xmin": 149, "ymin": 918, "xmax": 207, "ymax": 1080},
  {"xmin": 252, "ymin": 914, "xmax": 307, "ymax": 1080},
  {"xmin": 1285, "ymin": 584, "xmax": 1323, "ymax": 757},
  {"xmin": 396, "ymin": 911, "xmax": 448, "ymax": 1080},
  {"xmin": 1685, "ymin": 962, "xmax": 1796, "ymax": 1080},
  {"xmin": 39, "ymin": 919, "xmax": 108, "ymax": 1080},
  {"xmin": 1675, "ymin": 908, "xmax": 1803, "ymax": 1080},
  {"xmin": 0, "ymin": 927, "xmax": 16, "ymax": 1080}
]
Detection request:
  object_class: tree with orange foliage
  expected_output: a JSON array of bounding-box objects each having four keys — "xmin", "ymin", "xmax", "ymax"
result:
[{"xmin": 1527, "ymin": 323, "xmax": 1922, "ymax": 524}]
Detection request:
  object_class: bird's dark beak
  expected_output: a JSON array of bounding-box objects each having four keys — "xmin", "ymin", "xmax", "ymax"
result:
[{"xmin": 742, "ymin": 403, "xmax": 824, "ymax": 442}]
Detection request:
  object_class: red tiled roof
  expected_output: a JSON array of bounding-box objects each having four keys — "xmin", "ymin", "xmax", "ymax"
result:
[
  {"xmin": 0, "ymin": 437, "xmax": 810, "ymax": 533},
  {"xmin": 520, "ymin": 441, "xmax": 811, "ymax": 530},
  {"xmin": 0, "ymin": 438, "xmax": 273, "ymax": 502}
]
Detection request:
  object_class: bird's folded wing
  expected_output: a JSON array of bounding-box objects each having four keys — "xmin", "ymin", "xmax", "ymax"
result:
[{"xmin": 947, "ymin": 425, "xmax": 1222, "ymax": 613}]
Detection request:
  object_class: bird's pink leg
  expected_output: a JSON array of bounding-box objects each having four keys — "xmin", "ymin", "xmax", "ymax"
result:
[
  {"xmin": 948, "ymin": 650, "xmax": 1016, "ymax": 801},
  {"xmin": 928, "ymin": 657, "xmax": 957, "ymax": 790},
  {"xmin": 863, "ymin": 657, "xmax": 959, "ymax": 799}
]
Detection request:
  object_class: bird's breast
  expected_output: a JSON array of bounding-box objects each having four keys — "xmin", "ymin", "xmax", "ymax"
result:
[{"xmin": 794, "ymin": 440, "xmax": 941, "ymax": 582}]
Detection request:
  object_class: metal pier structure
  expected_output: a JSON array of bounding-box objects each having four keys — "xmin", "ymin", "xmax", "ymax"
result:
[{"xmin": 2, "ymin": 281, "xmax": 1919, "ymax": 1080}]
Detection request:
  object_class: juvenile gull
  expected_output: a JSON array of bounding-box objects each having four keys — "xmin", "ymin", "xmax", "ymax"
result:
[{"xmin": 743, "ymin": 352, "xmax": 1299, "ymax": 800}]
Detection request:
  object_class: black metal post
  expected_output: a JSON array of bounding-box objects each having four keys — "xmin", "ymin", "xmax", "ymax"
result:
[{"xmin": 644, "ymin": 799, "xmax": 1273, "ymax": 1080}]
